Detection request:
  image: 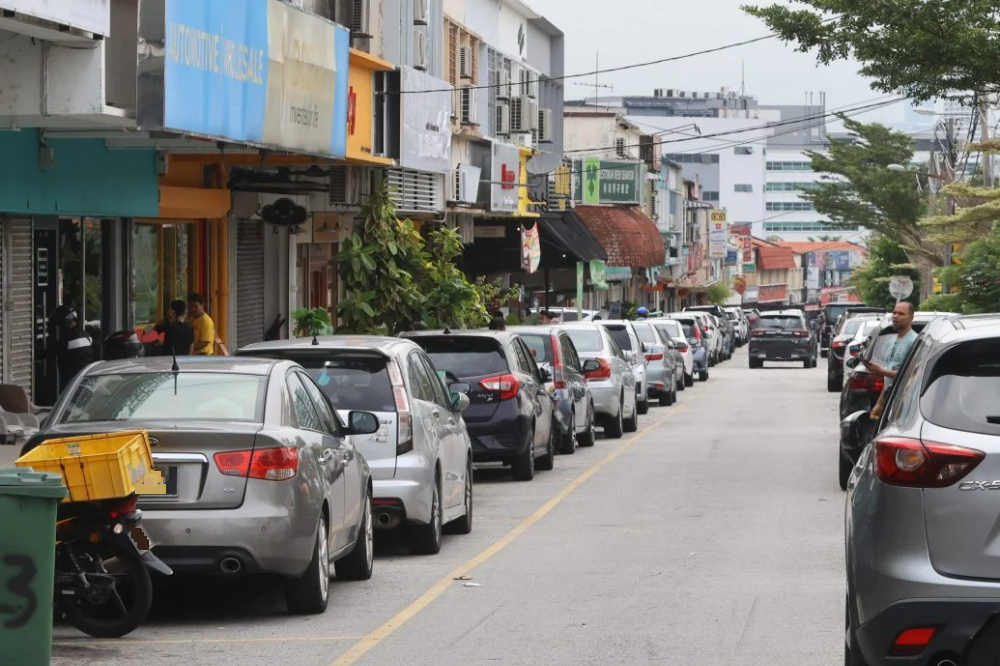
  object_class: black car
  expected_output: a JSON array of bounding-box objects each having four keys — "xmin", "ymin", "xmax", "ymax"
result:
[
  {"xmin": 403, "ymin": 331, "xmax": 556, "ymax": 482},
  {"xmin": 827, "ymin": 314, "xmax": 883, "ymax": 392},
  {"xmin": 748, "ymin": 310, "xmax": 817, "ymax": 369},
  {"xmin": 819, "ymin": 303, "xmax": 873, "ymax": 357}
]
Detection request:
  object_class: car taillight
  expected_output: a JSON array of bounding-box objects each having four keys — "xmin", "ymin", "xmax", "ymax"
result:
[
  {"xmin": 386, "ymin": 361, "xmax": 413, "ymax": 455},
  {"xmin": 832, "ymin": 339, "xmax": 847, "ymax": 349},
  {"xmin": 848, "ymin": 373, "xmax": 883, "ymax": 392},
  {"xmin": 214, "ymin": 448, "xmax": 299, "ymax": 481},
  {"xmin": 793, "ymin": 330, "xmax": 809, "ymax": 338},
  {"xmin": 550, "ymin": 335, "xmax": 567, "ymax": 389},
  {"xmin": 889, "ymin": 627, "xmax": 937, "ymax": 658},
  {"xmin": 584, "ymin": 358, "xmax": 613, "ymax": 380},
  {"xmin": 480, "ymin": 374, "xmax": 520, "ymax": 400},
  {"xmin": 109, "ymin": 496, "xmax": 138, "ymax": 520},
  {"xmin": 875, "ymin": 437, "xmax": 984, "ymax": 488},
  {"xmin": 751, "ymin": 329, "xmax": 765, "ymax": 337},
  {"xmin": 645, "ymin": 348, "xmax": 664, "ymax": 361}
]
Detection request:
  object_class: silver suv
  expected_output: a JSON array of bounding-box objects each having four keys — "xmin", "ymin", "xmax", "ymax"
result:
[{"xmin": 845, "ymin": 314, "xmax": 1000, "ymax": 665}]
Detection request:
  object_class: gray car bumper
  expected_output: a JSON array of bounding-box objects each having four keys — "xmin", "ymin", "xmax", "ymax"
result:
[
  {"xmin": 374, "ymin": 449, "xmax": 434, "ymax": 525},
  {"xmin": 587, "ymin": 382, "xmax": 620, "ymax": 417}
]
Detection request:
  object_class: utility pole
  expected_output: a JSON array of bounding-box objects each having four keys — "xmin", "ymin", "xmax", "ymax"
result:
[
  {"xmin": 980, "ymin": 96, "xmax": 993, "ymax": 187},
  {"xmin": 574, "ymin": 52, "xmax": 613, "ymax": 107}
]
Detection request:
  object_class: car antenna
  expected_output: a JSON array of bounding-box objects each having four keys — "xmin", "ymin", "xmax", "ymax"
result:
[
  {"xmin": 311, "ymin": 333, "xmax": 319, "ymax": 346},
  {"xmin": 170, "ymin": 346, "xmax": 180, "ymax": 395},
  {"xmin": 443, "ymin": 326, "xmax": 452, "ymax": 335}
]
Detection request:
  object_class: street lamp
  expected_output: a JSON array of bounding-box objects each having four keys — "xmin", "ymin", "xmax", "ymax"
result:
[{"xmin": 887, "ymin": 164, "xmax": 946, "ymax": 181}]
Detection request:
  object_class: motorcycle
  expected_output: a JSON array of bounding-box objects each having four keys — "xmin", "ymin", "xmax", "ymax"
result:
[{"xmin": 54, "ymin": 493, "xmax": 172, "ymax": 638}]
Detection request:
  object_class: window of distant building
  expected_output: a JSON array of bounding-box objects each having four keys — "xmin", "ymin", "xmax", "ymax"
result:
[
  {"xmin": 763, "ymin": 221, "xmax": 859, "ymax": 232},
  {"xmin": 734, "ymin": 184, "xmax": 753, "ymax": 193},
  {"xmin": 766, "ymin": 161, "xmax": 813, "ymax": 171},
  {"xmin": 766, "ymin": 201, "xmax": 815, "ymax": 212},
  {"xmin": 702, "ymin": 191, "xmax": 720, "ymax": 202},
  {"xmin": 734, "ymin": 147, "xmax": 754, "ymax": 155}
]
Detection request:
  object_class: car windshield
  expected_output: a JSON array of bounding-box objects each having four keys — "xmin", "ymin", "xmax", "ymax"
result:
[
  {"xmin": 824, "ymin": 305, "xmax": 854, "ymax": 323},
  {"xmin": 565, "ymin": 329, "xmax": 602, "ymax": 353},
  {"xmin": 603, "ymin": 326, "xmax": 633, "ymax": 351},
  {"xmin": 60, "ymin": 372, "xmax": 266, "ymax": 424},
  {"xmin": 415, "ymin": 337, "xmax": 508, "ymax": 377},
  {"xmin": 286, "ymin": 353, "xmax": 395, "ymax": 412},
  {"xmin": 558, "ymin": 311, "xmax": 582, "ymax": 322},
  {"xmin": 758, "ymin": 316, "xmax": 803, "ymax": 330},
  {"xmin": 519, "ymin": 334, "xmax": 553, "ymax": 364},
  {"xmin": 922, "ymin": 338, "xmax": 1000, "ymax": 436},
  {"xmin": 631, "ymin": 322, "xmax": 657, "ymax": 345},
  {"xmin": 840, "ymin": 319, "xmax": 867, "ymax": 337}
]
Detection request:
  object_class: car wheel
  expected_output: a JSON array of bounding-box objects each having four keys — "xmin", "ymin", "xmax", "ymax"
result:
[
  {"xmin": 845, "ymin": 594, "xmax": 869, "ymax": 666},
  {"xmin": 577, "ymin": 403, "xmax": 596, "ymax": 447},
  {"xmin": 749, "ymin": 359, "xmax": 763, "ymax": 369},
  {"xmin": 677, "ymin": 373, "xmax": 685, "ymax": 392},
  {"xmin": 699, "ymin": 369, "xmax": 709, "ymax": 382},
  {"xmin": 406, "ymin": 478, "xmax": 443, "ymax": 554},
  {"xmin": 684, "ymin": 373, "xmax": 694, "ymax": 388},
  {"xmin": 821, "ymin": 349, "xmax": 829, "ymax": 358},
  {"xmin": 334, "ymin": 490, "xmax": 374, "ymax": 580},
  {"xmin": 445, "ymin": 459, "xmax": 474, "ymax": 535},
  {"xmin": 537, "ymin": 423, "xmax": 556, "ymax": 471},
  {"xmin": 828, "ymin": 373, "xmax": 842, "ymax": 393},
  {"xmin": 637, "ymin": 395, "xmax": 649, "ymax": 415},
  {"xmin": 623, "ymin": 398, "xmax": 639, "ymax": 433},
  {"xmin": 604, "ymin": 401, "xmax": 624, "ymax": 439},
  {"xmin": 511, "ymin": 431, "xmax": 536, "ymax": 481},
  {"xmin": 659, "ymin": 390, "xmax": 671, "ymax": 407},
  {"xmin": 839, "ymin": 454, "xmax": 853, "ymax": 491},
  {"xmin": 285, "ymin": 515, "xmax": 330, "ymax": 615},
  {"xmin": 560, "ymin": 411, "xmax": 577, "ymax": 455}
]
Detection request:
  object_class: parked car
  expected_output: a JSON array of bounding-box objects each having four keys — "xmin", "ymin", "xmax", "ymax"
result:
[
  {"xmin": 819, "ymin": 302, "xmax": 873, "ymax": 357},
  {"xmin": 827, "ymin": 314, "xmax": 884, "ymax": 392},
  {"xmin": 664, "ymin": 314, "xmax": 710, "ymax": 382},
  {"xmin": 629, "ymin": 320, "xmax": 678, "ymax": 407},
  {"xmin": 587, "ymin": 321, "xmax": 650, "ymax": 415},
  {"xmin": 25, "ymin": 357, "xmax": 378, "ymax": 615},
  {"xmin": 538, "ymin": 307, "xmax": 606, "ymax": 322},
  {"xmin": 562, "ymin": 324, "xmax": 638, "ymax": 438},
  {"xmin": 684, "ymin": 311, "xmax": 723, "ymax": 366},
  {"xmin": 402, "ymin": 331, "xmax": 555, "ymax": 481},
  {"xmin": 239, "ymin": 336, "xmax": 474, "ymax": 554},
  {"xmin": 650, "ymin": 318, "xmax": 695, "ymax": 388},
  {"xmin": 839, "ymin": 319, "xmax": 882, "ymax": 388},
  {"xmin": 843, "ymin": 314, "xmax": 1000, "ymax": 666},
  {"xmin": 510, "ymin": 326, "xmax": 596, "ymax": 453},
  {"xmin": 725, "ymin": 307, "xmax": 749, "ymax": 345},
  {"xmin": 748, "ymin": 310, "xmax": 817, "ymax": 369}
]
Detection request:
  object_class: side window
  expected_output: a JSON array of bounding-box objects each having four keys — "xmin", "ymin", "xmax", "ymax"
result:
[
  {"xmin": 297, "ymin": 371, "xmax": 341, "ymax": 436},
  {"xmin": 418, "ymin": 353, "xmax": 451, "ymax": 409},
  {"xmin": 406, "ymin": 352, "xmax": 434, "ymax": 403},
  {"xmin": 561, "ymin": 336, "xmax": 580, "ymax": 371},
  {"xmin": 287, "ymin": 372, "xmax": 323, "ymax": 432},
  {"xmin": 885, "ymin": 340, "xmax": 926, "ymax": 426},
  {"xmin": 606, "ymin": 330, "xmax": 625, "ymax": 359},
  {"xmin": 512, "ymin": 340, "xmax": 536, "ymax": 377}
]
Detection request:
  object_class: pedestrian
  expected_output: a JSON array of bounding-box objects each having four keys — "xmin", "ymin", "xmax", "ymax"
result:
[
  {"xmin": 538, "ymin": 311, "xmax": 551, "ymax": 325},
  {"xmin": 863, "ymin": 301, "xmax": 917, "ymax": 420},
  {"xmin": 48, "ymin": 305, "xmax": 94, "ymax": 393},
  {"xmin": 636, "ymin": 306, "xmax": 649, "ymax": 321},
  {"xmin": 188, "ymin": 293, "xmax": 216, "ymax": 356},
  {"xmin": 155, "ymin": 299, "xmax": 194, "ymax": 356},
  {"xmin": 488, "ymin": 315, "xmax": 506, "ymax": 331}
]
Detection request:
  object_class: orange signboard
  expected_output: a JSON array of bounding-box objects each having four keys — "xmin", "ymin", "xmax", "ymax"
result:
[{"xmin": 347, "ymin": 50, "xmax": 394, "ymax": 165}]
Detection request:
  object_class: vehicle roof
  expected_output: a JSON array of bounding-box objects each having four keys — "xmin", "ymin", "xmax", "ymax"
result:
[
  {"xmin": 507, "ymin": 326, "xmax": 562, "ymax": 335},
  {"xmin": 760, "ymin": 310, "xmax": 806, "ymax": 317},
  {"xmin": 402, "ymin": 330, "xmax": 515, "ymax": 342},
  {"xmin": 562, "ymin": 319, "xmax": 634, "ymax": 327},
  {"xmin": 920, "ymin": 313, "xmax": 1000, "ymax": 346},
  {"xmin": 240, "ymin": 335, "xmax": 414, "ymax": 355},
  {"xmin": 85, "ymin": 356, "xmax": 280, "ymax": 376}
]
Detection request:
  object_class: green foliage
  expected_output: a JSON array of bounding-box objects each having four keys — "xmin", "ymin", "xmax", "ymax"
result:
[
  {"xmin": 706, "ymin": 282, "xmax": 732, "ymax": 306},
  {"xmin": 919, "ymin": 293, "xmax": 963, "ymax": 313},
  {"xmin": 743, "ymin": 0, "xmax": 1000, "ymax": 102},
  {"xmin": 849, "ymin": 235, "xmax": 921, "ymax": 311},
  {"xmin": 935, "ymin": 227, "xmax": 1000, "ymax": 314},
  {"xmin": 292, "ymin": 307, "xmax": 331, "ymax": 338},
  {"xmin": 423, "ymin": 226, "xmax": 485, "ymax": 330}
]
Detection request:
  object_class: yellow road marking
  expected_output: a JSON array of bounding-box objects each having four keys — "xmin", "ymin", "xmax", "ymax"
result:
[
  {"xmin": 332, "ymin": 406, "xmax": 684, "ymax": 666},
  {"xmin": 53, "ymin": 636, "xmax": 364, "ymax": 647}
]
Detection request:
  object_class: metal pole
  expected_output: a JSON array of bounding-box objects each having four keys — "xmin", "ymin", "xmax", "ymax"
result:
[{"xmin": 544, "ymin": 264, "xmax": 550, "ymax": 312}]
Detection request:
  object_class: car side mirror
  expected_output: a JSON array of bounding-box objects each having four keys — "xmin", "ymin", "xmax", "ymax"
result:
[
  {"xmin": 449, "ymin": 382, "xmax": 471, "ymax": 395},
  {"xmin": 666, "ymin": 341, "xmax": 675, "ymax": 350},
  {"xmin": 450, "ymin": 391, "xmax": 471, "ymax": 412},
  {"xmin": 640, "ymin": 341, "xmax": 650, "ymax": 353},
  {"xmin": 347, "ymin": 411, "xmax": 380, "ymax": 436},
  {"xmin": 581, "ymin": 359, "xmax": 601, "ymax": 373},
  {"xmin": 848, "ymin": 343, "xmax": 863, "ymax": 355}
]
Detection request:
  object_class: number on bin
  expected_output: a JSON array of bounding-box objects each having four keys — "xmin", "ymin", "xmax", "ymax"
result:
[{"xmin": 0, "ymin": 554, "xmax": 37, "ymax": 629}]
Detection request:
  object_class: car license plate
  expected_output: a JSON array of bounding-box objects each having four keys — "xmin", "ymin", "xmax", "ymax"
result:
[{"xmin": 140, "ymin": 466, "xmax": 178, "ymax": 497}]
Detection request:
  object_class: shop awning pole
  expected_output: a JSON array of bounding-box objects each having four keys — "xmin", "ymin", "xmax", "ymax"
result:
[{"xmin": 544, "ymin": 265, "xmax": 551, "ymax": 312}]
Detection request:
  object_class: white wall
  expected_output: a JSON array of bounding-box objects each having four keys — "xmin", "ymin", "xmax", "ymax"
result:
[{"xmin": 461, "ymin": 0, "xmax": 500, "ymax": 46}]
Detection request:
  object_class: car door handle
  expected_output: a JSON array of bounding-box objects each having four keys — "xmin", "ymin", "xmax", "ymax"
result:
[
  {"xmin": 448, "ymin": 417, "xmax": 456, "ymax": 425},
  {"xmin": 318, "ymin": 449, "xmax": 336, "ymax": 464},
  {"xmin": 339, "ymin": 449, "xmax": 354, "ymax": 463},
  {"xmin": 432, "ymin": 410, "xmax": 441, "ymax": 418}
]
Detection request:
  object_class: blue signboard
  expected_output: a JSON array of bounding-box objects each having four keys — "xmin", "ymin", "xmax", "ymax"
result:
[
  {"xmin": 726, "ymin": 249, "xmax": 739, "ymax": 265},
  {"xmin": 164, "ymin": 0, "xmax": 350, "ymax": 158}
]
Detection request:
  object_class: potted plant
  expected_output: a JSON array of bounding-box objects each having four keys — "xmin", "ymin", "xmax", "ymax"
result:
[{"xmin": 292, "ymin": 307, "xmax": 331, "ymax": 342}]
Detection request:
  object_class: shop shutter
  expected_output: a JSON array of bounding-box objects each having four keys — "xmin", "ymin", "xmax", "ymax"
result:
[
  {"xmin": 0, "ymin": 219, "xmax": 5, "ymax": 384},
  {"xmin": 7, "ymin": 219, "xmax": 33, "ymax": 397},
  {"xmin": 235, "ymin": 220, "xmax": 265, "ymax": 349}
]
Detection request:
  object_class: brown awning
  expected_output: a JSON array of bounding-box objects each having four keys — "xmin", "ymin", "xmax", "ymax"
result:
[{"xmin": 574, "ymin": 206, "xmax": 665, "ymax": 268}]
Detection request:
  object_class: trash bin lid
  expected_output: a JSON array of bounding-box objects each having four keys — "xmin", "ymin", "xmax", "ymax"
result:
[{"xmin": 0, "ymin": 467, "xmax": 68, "ymax": 498}]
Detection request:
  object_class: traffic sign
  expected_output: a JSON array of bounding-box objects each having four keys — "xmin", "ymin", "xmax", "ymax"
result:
[{"xmin": 888, "ymin": 276, "xmax": 914, "ymax": 301}]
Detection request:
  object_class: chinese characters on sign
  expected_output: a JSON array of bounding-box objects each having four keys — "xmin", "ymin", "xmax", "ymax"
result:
[
  {"xmin": 572, "ymin": 160, "xmax": 644, "ymax": 205},
  {"xmin": 709, "ymin": 211, "xmax": 729, "ymax": 259}
]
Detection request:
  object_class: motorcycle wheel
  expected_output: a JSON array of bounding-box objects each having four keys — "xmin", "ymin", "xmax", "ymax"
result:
[{"xmin": 61, "ymin": 539, "xmax": 153, "ymax": 638}]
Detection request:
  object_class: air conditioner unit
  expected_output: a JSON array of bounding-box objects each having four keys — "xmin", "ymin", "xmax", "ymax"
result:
[
  {"xmin": 413, "ymin": 31, "xmax": 427, "ymax": 71},
  {"xmin": 511, "ymin": 96, "xmax": 537, "ymax": 133},
  {"xmin": 527, "ymin": 76, "xmax": 539, "ymax": 99},
  {"xmin": 451, "ymin": 164, "xmax": 482, "ymax": 204},
  {"xmin": 329, "ymin": 166, "xmax": 366, "ymax": 207},
  {"xmin": 497, "ymin": 70, "xmax": 512, "ymax": 99},
  {"xmin": 351, "ymin": 0, "xmax": 372, "ymax": 38},
  {"xmin": 515, "ymin": 132, "xmax": 534, "ymax": 150},
  {"xmin": 615, "ymin": 137, "xmax": 626, "ymax": 157},
  {"xmin": 459, "ymin": 46, "xmax": 473, "ymax": 79},
  {"xmin": 537, "ymin": 108, "xmax": 553, "ymax": 143},
  {"xmin": 460, "ymin": 86, "xmax": 479, "ymax": 125},
  {"xmin": 496, "ymin": 103, "xmax": 511, "ymax": 135},
  {"xmin": 413, "ymin": 0, "xmax": 428, "ymax": 26}
]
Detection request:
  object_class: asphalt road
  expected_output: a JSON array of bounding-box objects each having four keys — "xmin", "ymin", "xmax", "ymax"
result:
[{"xmin": 50, "ymin": 348, "xmax": 844, "ymax": 666}]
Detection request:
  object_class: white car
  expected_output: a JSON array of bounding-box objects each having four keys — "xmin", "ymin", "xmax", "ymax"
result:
[
  {"xmin": 650, "ymin": 319, "xmax": 695, "ymax": 387},
  {"xmin": 542, "ymin": 307, "xmax": 607, "ymax": 322},
  {"xmin": 725, "ymin": 307, "xmax": 749, "ymax": 344},
  {"xmin": 564, "ymin": 320, "xmax": 650, "ymax": 416}
]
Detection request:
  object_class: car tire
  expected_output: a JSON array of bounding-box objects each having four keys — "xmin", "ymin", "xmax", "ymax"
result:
[
  {"xmin": 577, "ymin": 403, "xmax": 596, "ymax": 447},
  {"xmin": 839, "ymin": 455, "xmax": 853, "ymax": 492},
  {"xmin": 285, "ymin": 515, "xmax": 331, "ymax": 615},
  {"xmin": 560, "ymin": 411, "xmax": 577, "ymax": 455},
  {"xmin": 604, "ymin": 402, "xmax": 624, "ymax": 439},
  {"xmin": 659, "ymin": 390, "xmax": 671, "ymax": 407},
  {"xmin": 637, "ymin": 395, "xmax": 649, "ymax": 415},
  {"xmin": 623, "ymin": 399, "xmax": 639, "ymax": 433},
  {"xmin": 828, "ymin": 373, "xmax": 842, "ymax": 393},
  {"xmin": 803, "ymin": 358, "xmax": 811, "ymax": 369},
  {"xmin": 334, "ymin": 491, "xmax": 374, "ymax": 581},
  {"xmin": 406, "ymin": 478, "xmax": 443, "ymax": 554},
  {"xmin": 677, "ymin": 375, "xmax": 685, "ymax": 392},
  {"xmin": 821, "ymin": 349, "xmax": 829, "ymax": 358},
  {"xmin": 445, "ymin": 459, "xmax": 474, "ymax": 535},
  {"xmin": 684, "ymin": 373, "xmax": 694, "ymax": 388},
  {"xmin": 537, "ymin": 424, "xmax": 556, "ymax": 471},
  {"xmin": 749, "ymin": 359, "xmax": 763, "ymax": 369},
  {"xmin": 511, "ymin": 433, "xmax": 536, "ymax": 481},
  {"xmin": 699, "ymin": 369, "xmax": 709, "ymax": 382}
]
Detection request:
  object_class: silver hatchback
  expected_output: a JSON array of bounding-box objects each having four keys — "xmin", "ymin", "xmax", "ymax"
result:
[
  {"xmin": 562, "ymin": 324, "xmax": 638, "ymax": 439},
  {"xmin": 33, "ymin": 357, "xmax": 377, "ymax": 615},
  {"xmin": 845, "ymin": 315, "xmax": 1000, "ymax": 664}
]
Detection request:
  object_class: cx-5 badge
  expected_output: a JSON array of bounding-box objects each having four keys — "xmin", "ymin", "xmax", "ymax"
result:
[{"xmin": 959, "ymin": 480, "xmax": 1000, "ymax": 491}]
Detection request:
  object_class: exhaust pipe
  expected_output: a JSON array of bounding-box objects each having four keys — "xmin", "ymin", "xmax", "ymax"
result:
[
  {"xmin": 220, "ymin": 557, "xmax": 242, "ymax": 574},
  {"xmin": 935, "ymin": 660, "xmax": 957, "ymax": 666},
  {"xmin": 376, "ymin": 512, "xmax": 392, "ymax": 527}
]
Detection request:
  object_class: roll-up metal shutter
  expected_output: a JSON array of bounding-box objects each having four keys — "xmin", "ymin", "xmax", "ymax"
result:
[
  {"xmin": 7, "ymin": 219, "xmax": 34, "ymax": 397},
  {"xmin": 235, "ymin": 220, "xmax": 265, "ymax": 349}
]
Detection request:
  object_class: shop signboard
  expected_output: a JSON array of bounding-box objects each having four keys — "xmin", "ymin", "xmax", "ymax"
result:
[
  {"xmin": 572, "ymin": 160, "xmax": 643, "ymax": 205},
  {"xmin": 346, "ymin": 49, "xmax": 394, "ymax": 164},
  {"xmin": 0, "ymin": 0, "xmax": 110, "ymax": 37},
  {"xmin": 491, "ymin": 142, "xmax": 520, "ymax": 213},
  {"xmin": 742, "ymin": 263, "xmax": 757, "ymax": 274},
  {"xmin": 709, "ymin": 210, "xmax": 729, "ymax": 259},
  {"xmin": 725, "ymin": 249, "xmax": 739, "ymax": 265},
  {"xmin": 742, "ymin": 235, "xmax": 753, "ymax": 263},
  {"xmin": 520, "ymin": 225, "xmax": 540, "ymax": 274},
  {"xmin": 399, "ymin": 66, "xmax": 454, "ymax": 174},
  {"xmin": 146, "ymin": 0, "xmax": 351, "ymax": 158},
  {"xmin": 606, "ymin": 267, "xmax": 634, "ymax": 282}
]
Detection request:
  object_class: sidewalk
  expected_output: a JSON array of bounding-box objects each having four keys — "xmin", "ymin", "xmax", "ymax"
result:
[{"xmin": 0, "ymin": 444, "xmax": 20, "ymax": 468}]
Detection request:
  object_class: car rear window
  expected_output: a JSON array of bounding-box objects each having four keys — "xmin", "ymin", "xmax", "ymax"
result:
[
  {"xmin": 518, "ymin": 333, "xmax": 553, "ymax": 363},
  {"xmin": 672, "ymin": 319, "xmax": 697, "ymax": 338},
  {"xmin": 565, "ymin": 329, "xmax": 602, "ymax": 353},
  {"xmin": 61, "ymin": 373, "xmax": 266, "ymax": 424},
  {"xmin": 654, "ymin": 321, "xmax": 683, "ymax": 339},
  {"xmin": 758, "ymin": 316, "xmax": 804, "ymax": 330},
  {"xmin": 842, "ymin": 319, "xmax": 866, "ymax": 336},
  {"xmin": 603, "ymin": 325, "xmax": 632, "ymax": 351},
  {"xmin": 297, "ymin": 354, "xmax": 394, "ymax": 412},
  {"xmin": 922, "ymin": 338, "xmax": 1000, "ymax": 436},
  {"xmin": 558, "ymin": 311, "xmax": 580, "ymax": 322},
  {"xmin": 631, "ymin": 322, "xmax": 657, "ymax": 345},
  {"xmin": 415, "ymin": 337, "xmax": 508, "ymax": 377},
  {"xmin": 824, "ymin": 305, "xmax": 854, "ymax": 323}
]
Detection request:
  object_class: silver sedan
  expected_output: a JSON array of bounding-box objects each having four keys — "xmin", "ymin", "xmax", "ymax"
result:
[
  {"xmin": 34, "ymin": 357, "xmax": 378, "ymax": 615},
  {"xmin": 562, "ymin": 324, "xmax": 638, "ymax": 439}
]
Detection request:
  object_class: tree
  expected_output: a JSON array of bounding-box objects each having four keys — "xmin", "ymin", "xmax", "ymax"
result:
[
  {"xmin": 706, "ymin": 281, "xmax": 733, "ymax": 305},
  {"xmin": 742, "ymin": 0, "xmax": 1000, "ymax": 103},
  {"xmin": 799, "ymin": 116, "xmax": 945, "ymax": 299},
  {"xmin": 933, "ymin": 225, "xmax": 1000, "ymax": 313},
  {"xmin": 849, "ymin": 235, "xmax": 921, "ymax": 310}
]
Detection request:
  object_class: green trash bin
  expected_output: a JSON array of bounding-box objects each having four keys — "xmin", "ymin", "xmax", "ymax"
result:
[{"xmin": 0, "ymin": 467, "xmax": 68, "ymax": 666}]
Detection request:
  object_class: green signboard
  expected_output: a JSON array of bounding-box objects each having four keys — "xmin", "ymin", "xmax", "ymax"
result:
[
  {"xmin": 743, "ymin": 263, "xmax": 757, "ymax": 274},
  {"xmin": 573, "ymin": 160, "xmax": 644, "ymax": 205}
]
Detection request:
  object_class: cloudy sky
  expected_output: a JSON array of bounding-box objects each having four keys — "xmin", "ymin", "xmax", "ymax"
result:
[{"xmin": 528, "ymin": 0, "xmax": 905, "ymax": 127}]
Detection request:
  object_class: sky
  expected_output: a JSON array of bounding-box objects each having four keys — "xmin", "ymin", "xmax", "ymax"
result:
[{"xmin": 528, "ymin": 0, "xmax": 906, "ymax": 128}]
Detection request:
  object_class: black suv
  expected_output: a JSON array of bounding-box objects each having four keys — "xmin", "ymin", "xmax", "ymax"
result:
[
  {"xmin": 819, "ymin": 303, "xmax": 876, "ymax": 357},
  {"xmin": 748, "ymin": 310, "xmax": 817, "ymax": 369}
]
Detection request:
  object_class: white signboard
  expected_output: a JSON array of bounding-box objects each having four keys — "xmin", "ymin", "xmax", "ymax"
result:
[
  {"xmin": 400, "ymin": 66, "xmax": 453, "ymax": 175},
  {"xmin": 0, "ymin": 0, "xmax": 110, "ymax": 36},
  {"xmin": 491, "ymin": 142, "xmax": 520, "ymax": 213}
]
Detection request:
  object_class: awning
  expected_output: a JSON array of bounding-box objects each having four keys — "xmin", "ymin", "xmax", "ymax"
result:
[
  {"xmin": 537, "ymin": 211, "xmax": 608, "ymax": 263},
  {"xmin": 575, "ymin": 205, "xmax": 665, "ymax": 268}
]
